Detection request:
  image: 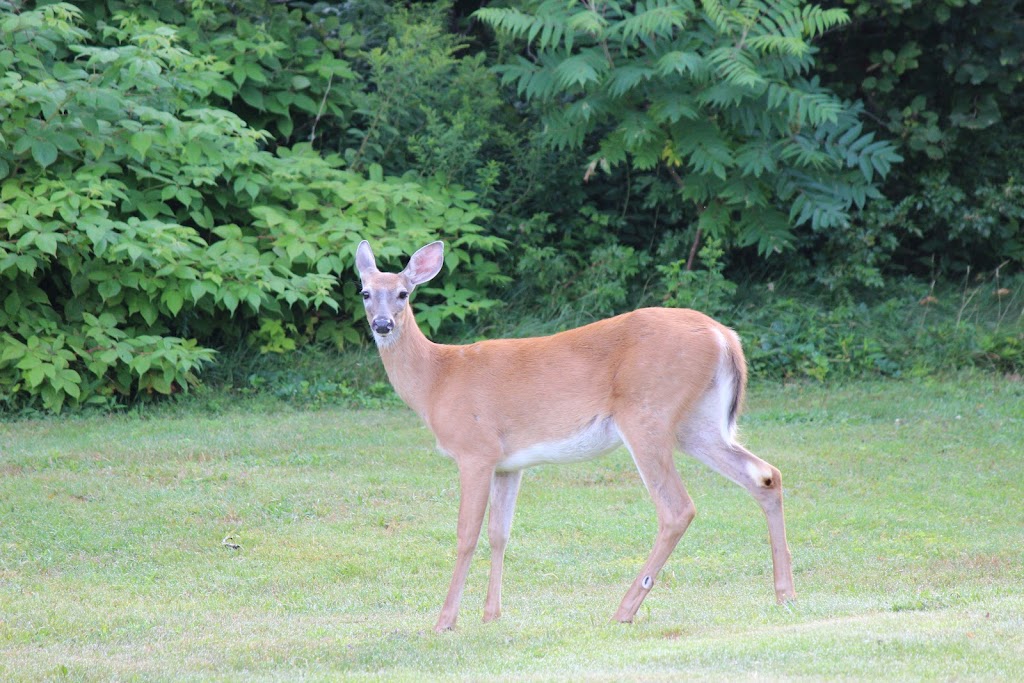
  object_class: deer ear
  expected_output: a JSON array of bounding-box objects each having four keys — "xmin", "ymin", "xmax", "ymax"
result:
[
  {"xmin": 403, "ymin": 241, "xmax": 444, "ymax": 286},
  {"xmin": 355, "ymin": 240, "xmax": 377, "ymax": 278}
]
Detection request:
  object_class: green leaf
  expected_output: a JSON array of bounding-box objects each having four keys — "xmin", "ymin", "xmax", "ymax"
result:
[
  {"xmin": 648, "ymin": 92, "xmax": 699, "ymax": 124},
  {"xmin": 278, "ymin": 116, "xmax": 294, "ymax": 138},
  {"xmin": 134, "ymin": 355, "xmax": 153, "ymax": 376},
  {"xmin": 31, "ymin": 139, "xmax": 59, "ymax": 168},
  {"xmin": 130, "ymin": 131, "xmax": 154, "ymax": 158},
  {"xmin": 16, "ymin": 354, "xmax": 41, "ymax": 370},
  {"xmin": 139, "ymin": 302, "xmax": 158, "ymax": 326},
  {"xmin": 553, "ymin": 53, "xmax": 602, "ymax": 89},
  {"xmin": 151, "ymin": 372, "xmax": 174, "ymax": 394},
  {"xmin": 240, "ymin": 84, "xmax": 265, "ymax": 110},
  {"xmin": 60, "ymin": 369, "xmax": 82, "ymax": 399},
  {"xmin": 656, "ymin": 51, "xmax": 706, "ymax": 78},
  {"xmin": 245, "ymin": 62, "xmax": 267, "ymax": 84},
  {"xmin": 16, "ymin": 255, "xmax": 37, "ymax": 275},
  {"xmin": 222, "ymin": 291, "xmax": 239, "ymax": 314},
  {"xmin": 26, "ymin": 365, "xmax": 47, "ymax": 388},
  {"xmin": 163, "ymin": 290, "xmax": 184, "ymax": 316},
  {"xmin": 98, "ymin": 279, "xmax": 122, "ymax": 301},
  {"xmin": 606, "ymin": 66, "xmax": 655, "ymax": 97},
  {"xmin": 14, "ymin": 135, "xmax": 33, "ymax": 156},
  {"xmin": 2, "ymin": 340, "xmax": 26, "ymax": 363},
  {"xmin": 35, "ymin": 232, "xmax": 59, "ymax": 256}
]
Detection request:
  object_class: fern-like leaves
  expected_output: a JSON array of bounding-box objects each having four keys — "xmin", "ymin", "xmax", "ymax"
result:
[{"xmin": 476, "ymin": 0, "xmax": 896, "ymax": 248}]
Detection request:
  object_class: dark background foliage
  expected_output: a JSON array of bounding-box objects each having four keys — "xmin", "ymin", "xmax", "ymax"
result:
[{"xmin": 1, "ymin": 0, "xmax": 1021, "ymax": 412}]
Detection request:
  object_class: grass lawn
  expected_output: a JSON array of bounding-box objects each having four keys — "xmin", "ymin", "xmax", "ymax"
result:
[{"xmin": 1, "ymin": 375, "xmax": 1022, "ymax": 680}]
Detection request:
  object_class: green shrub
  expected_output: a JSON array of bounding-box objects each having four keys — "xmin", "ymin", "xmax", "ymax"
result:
[
  {"xmin": 731, "ymin": 274, "xmax": 1024, "ymax": 382},
  {"xmin": 819, "ymin": 0, "xmax": 1024, "ymax": 277},
  {"xmin": 92, "ymin": 0, "xmax": 363, "ymax": 147},
  {"xmin": 476, "ymin": 0, "xmax": 902, "ymax": 257},
  {"xmin": 0, "ymin": 3, "xmax": 504, "ymax": 413},
  {"xmin": 659, "ymin": 237, "xmax": 737, "ymax": 317},
  {"xmin": 498, "ymin": 207, "xmax": 650, "ymax": 329}
]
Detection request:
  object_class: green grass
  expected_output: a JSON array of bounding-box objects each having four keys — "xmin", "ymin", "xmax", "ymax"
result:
[{"xmin": 1, "ymin": 375, "xmax": 1022, "ymax": 680}]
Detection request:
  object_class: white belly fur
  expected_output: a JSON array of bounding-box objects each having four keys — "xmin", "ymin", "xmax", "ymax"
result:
[{"xmin": 496, "ymin": 416, "xmax": 622, "ymax": 472}]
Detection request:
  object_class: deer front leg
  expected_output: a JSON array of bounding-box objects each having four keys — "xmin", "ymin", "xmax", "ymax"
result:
[
  {"xmin": 614, "ymin": 424, "xmax": 695, "ymax": 623},
  {"xmin": 435, "ymin": 460, "xmax": 495, "ymax": 633},
  {"xmin": 614, "ymin": 478, "xmax": 695, "ymax": 622},
  {"xmin": 484, "ymin": 470, "xmax": 523, "ymax": 623}
]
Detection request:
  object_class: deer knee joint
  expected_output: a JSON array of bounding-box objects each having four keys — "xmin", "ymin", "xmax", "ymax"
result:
[
  {"xmin": 661, "ymin": 500, "xmax": 696, "ymax": 537},
  {"xmin": 746, "ymin": 460, "xmax": 780, "ymax": 489},
  {"xmin": 641, "ymin": 575, "xmax": 654, "ymax": 591}
]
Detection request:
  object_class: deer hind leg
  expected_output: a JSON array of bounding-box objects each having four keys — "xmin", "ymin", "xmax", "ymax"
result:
[
  {"xmin": 483, "ymin": 469, "xmax": 523, "ymax": 623},
  {"xmin": 681, "ymin": 428, "xmax": 795, "ymax": 603},
  {"xmin": 613, "ymin": 420, "xmax": 696, "ymax": 623}
]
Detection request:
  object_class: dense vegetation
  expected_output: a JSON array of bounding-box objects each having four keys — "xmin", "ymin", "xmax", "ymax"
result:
[{"xmin": 1, "ymin": 0, "xmax": 1021, "ymax": 412}]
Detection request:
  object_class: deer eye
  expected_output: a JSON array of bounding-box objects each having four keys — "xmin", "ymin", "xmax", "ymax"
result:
[
  {"xmin": 397, "ymin": 291, "xmax": 409, "ymax": 300},
  {"xmin": 361, "ymin": 290, "xmax": 370, "ymax": 300}
]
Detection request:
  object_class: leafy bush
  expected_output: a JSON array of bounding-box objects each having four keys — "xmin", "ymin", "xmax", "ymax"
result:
[
  {"xmin": 339, "ymin": 0, "xmax": 584, "ymax": 254},
  {"xmin": 819, "ymin": 0, "xmax": 1024, "ymax": 277},
  {"xmin": 475, "ymin": 0, "xmax": 902, "ymax": 258},
  {"xmin": 93, "ymin": 0, "xmax": 363, "ymax": 147},
  {"xmin": 487, "ymin": 204, "xmax": 652, "ymax": 332},
  {"xmin": 731, "ymin": 273, "xmax": 1024, "ymax": 382},
  {"xmin": 0, "ymin": 3, "xmax": 504, "ymax": 412},
  {"xmin": 659, "ymin": 237, "xmax": 737, "ymax": 317},
  {"xmin": 738, "ymin": 298, "xmax": 902, "ymax": 381},
  {"xmin": 2, "ymin": 1, "xmax": 1019, "ymax": 414},
  {"xmin": 346, "ymin": 4, "xmax": 501, "ymax": 180},
  {"xmin": 234, "ymin": 346, "xmax": 400, "ymax": 409}
]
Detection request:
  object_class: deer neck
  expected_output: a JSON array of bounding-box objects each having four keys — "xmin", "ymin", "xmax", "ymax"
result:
[{"xmin": 376, "ymin": 307, "xmax": 443, "ymax": 418}]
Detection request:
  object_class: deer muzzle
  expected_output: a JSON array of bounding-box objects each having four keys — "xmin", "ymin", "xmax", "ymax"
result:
[{"xmin": 372, "ymin": 317, "xmax": 394, "ymax": 335}]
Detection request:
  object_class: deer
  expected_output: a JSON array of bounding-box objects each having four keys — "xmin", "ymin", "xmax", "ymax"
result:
[{"xmin": 355, "ymin": 239, "xmax": 795, "ymax": 633}]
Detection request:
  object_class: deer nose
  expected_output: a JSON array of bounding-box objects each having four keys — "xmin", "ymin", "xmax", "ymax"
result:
[{"xmin": 372, "ymin": 317, "xmax": 394, "ymax": 335}]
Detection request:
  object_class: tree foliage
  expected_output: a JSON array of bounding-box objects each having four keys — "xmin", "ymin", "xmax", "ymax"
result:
[
  {"xmin": 0, "ymin": 2, "xmax": 504, "ymax": 412},
  {"xmin": 475, "ymin": 0, "xmax": 902, "ymax": 260},
  {"xmin": 819, "ymin": 0, "xmax": 1024, "ymax": 276},
  {"xmin": 1, "ymin": 0, "xmax": 1019, "ymax": 413},
  {"xmin": 87, "ymin": 0, "xmax": 363, "ymax": 147}
]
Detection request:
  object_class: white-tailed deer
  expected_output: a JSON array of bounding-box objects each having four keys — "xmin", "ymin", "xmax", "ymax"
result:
[{"xmin": 355, "ymin": 240, "xmax": 794, "ymax": 633}]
